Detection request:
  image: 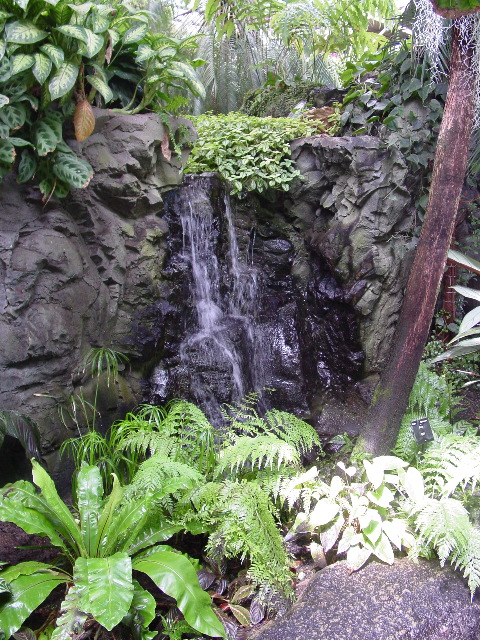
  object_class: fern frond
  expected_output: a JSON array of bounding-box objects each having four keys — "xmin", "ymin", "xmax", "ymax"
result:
[
  {"xmin": 419, "ymin": 435, "xmax": 480, "ymax": 497},
  {"xmin": 126, "ymin": 454, "xmax": 203, "ymax": 505},
  {"xmin": 206, "ymin": 481, "xmax": 292, "ymax": 597},
  {"xmin": 215, "ymin": 435, "xmax": 300, "ymax": 477},
  {"xmin": 450, "ymin": 525, "xmax": 480, "ymax": 597},
  {"xmin": 263, "ymin": 409, "xmax": 321, "ymax": 453},
  {"xmin": 414, "ymin": 497, "xmax": 471, "ymax": 565}
]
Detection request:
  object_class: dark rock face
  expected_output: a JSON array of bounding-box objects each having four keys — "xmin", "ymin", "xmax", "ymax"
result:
[
  {"xmin": 149, "ymin": 174, "xmax": 363, "ymax": 423},
  {"xmin": 0, "ymin": 112, "xmax": 418, "ymax": 470},
  {"xmin": 253, "ymin": 559, "xmax": 480, "ymax": 640}
]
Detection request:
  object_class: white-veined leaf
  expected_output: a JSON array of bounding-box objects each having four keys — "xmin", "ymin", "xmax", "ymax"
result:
[
  {"xmin": 0, "ymin": 138, "xmax": 15, "ymax": 165},
  {"xmin": 53, "ymin": 151, "xmax": 93, "ymax": 188},
  {"xmin": 0, "ymin": 40, "xmax": 5, "ymax": 61},
  {"xmin": 17, "ymin": 148, "xmax": 37, "ymax": 183},
  {"xmin": 382, "ymin": 518, "xmax": 407, "ymax": 550},
  {"xmin": 458, "ymin": 305, "xmax": 480, "ymax": 335},
  {"xmin": 346, "ymin": 544, "xmax": 371, "ymax": 571},
  {"xmin": 32, "ymin": 53, "xmax": 52, "ymax": 85},
  {"xmin": 49, "ymin": 62, "xmax": 79, "ymax": 100},
  {"xmin": 0, "ymin": 95, "xmax": 9, "ymax": 109},
  {"xmin": 6, "ymin": 21, "xmax": 48, "ymax": 45},
  {"xmin": 81, "ymin": 29, "xmax": 104, "ymax": 58},
  {"xmin": 366, "ymin": 484, "xmax": 395, "ymax": 508},
  {"xmin": 168, "ymin": 61, "xmax": 205, "ymax": 98},
  {"xmin": 402, "ymin": 466, "xmax": 425, "ymax": 504},
  {"xmin": 40, "ymin": 44, "xmax": 64, "ymax": 68},
  {"xmin": 67, "ymin": 2, "xmax": 93, "ymax": 14},
  {"xmin": 452, "ymin": 285, "xmax": 480, "ymax": 303},
  {"xmin": 91, "ymin": 12, "xmax": 110, "ymax": 33},
  {"xmin": 122, "ymin": 22, "xmax": 148, "ymax": 45},
  {"xmin": 365, "ymin": 531, "xmax": 395, "ymax": 564},
  {"xmin": 136, "ymin": 44, "xmax": 156, "ymax": 63},
  {"xmin": 11, "ymin": 53, "xmax": 34, "ymax": 75},
  {"xmin": 86, "ymin": 75, "xmax": 113, "ymax": 103},
  {"xmin": 372, "ymin": 456, "xmax": 409, "ymax": 471},
  {"xmin": 55, "ymin": 25, "xmax": 88, "ymax": 43},
  {"xmin": 308, "ymin": 498, "xmax": 340, "ymax": 528},
  {"xmin": 363, "ymin": 459, "xmax": 384, "ymax": 490},
  {"xmin": 33, "ymin": 120, "xmax": 58, "ymax": 156},
  {"xmin": 358, "ymin": 508, "xmax": 382, "ymax": 544},
  {"xmin": 448, "ymin": 249, "xmax": 480, "ymax": 276}
]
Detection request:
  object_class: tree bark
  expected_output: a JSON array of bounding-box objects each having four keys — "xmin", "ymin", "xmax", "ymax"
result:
[{"xmin": 354, "ymin": 21, "xmax": 475, "ymax": 457}]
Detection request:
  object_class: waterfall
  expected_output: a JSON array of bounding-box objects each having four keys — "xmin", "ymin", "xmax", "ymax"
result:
[{"xmin": 152, "ymin": 176, "xmax": 265, "ymax": 422}]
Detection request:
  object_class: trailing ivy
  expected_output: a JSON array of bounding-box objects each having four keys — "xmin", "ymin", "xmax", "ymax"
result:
[{"xmin": 185, "ymin": 112, "xmax": 335, "ymax": 196}]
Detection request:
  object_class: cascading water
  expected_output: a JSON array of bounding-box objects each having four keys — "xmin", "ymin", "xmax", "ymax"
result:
[
  {"xmin": 150, "ymin": 173, "xmax": 364, "ymax": 428},
  {"xmin": 151, "ymin": 175, "xmax": 266, "ymax": 421}
]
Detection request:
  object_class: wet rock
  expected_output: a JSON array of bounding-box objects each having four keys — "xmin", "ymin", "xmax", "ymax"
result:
[{"xmin": 253, "ymin": 558, "xmax": 480, "ymax": 640}]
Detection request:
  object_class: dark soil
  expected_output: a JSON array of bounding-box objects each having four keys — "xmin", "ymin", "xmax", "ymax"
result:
[{"xmin": 0, "ymin": 521, "xmax": 58, "ymax": 566}]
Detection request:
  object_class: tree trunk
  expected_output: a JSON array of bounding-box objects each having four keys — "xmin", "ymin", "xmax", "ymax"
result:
[{"xmin": 354, "ymin": 21, "xmax": 475, "ymax": 457}]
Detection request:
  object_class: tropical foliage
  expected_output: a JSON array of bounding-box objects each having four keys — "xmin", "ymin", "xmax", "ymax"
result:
[
  {"xmin": 185, "ymin": 111, "xmax": 337, "ymax": 195},
  {"xmin": 0, "ymin": 0, "xmax": 204, "ymax": 198},
  {"xmin": 0, "ymin": 460, "xmax": 224, "ymax": 639}
]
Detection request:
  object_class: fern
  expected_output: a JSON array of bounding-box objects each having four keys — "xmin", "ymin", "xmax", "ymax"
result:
[
  {"xmin": 451, "ymin": 526, "xmax": 480, "ymax": 597},
  {"xmin": 205, "ymin": 481, "xmax": 293, "ymax": 597},
  {"xmin": 393, "ymin": 363, "xmax": 461, "ymax": 462},
  {"xmin": 413, "ymin": 497, "xmax": 471, "ymax": 565},
  {"xmin": 419, "ymin": 435, "xmax": 480, "ymax": 497},
  {"xmin": 215, "ymin": 435, "xmax": 300, "ymax": 477},
  {"xmin": 263, "ymin": 409, "xmax": 321, "ymax": 453}
]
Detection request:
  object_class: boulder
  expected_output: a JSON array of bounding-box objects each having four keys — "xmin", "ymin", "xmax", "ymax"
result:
[{"xmin": 253, "ymin": 558, "xmax": 480, "ymax": 640}]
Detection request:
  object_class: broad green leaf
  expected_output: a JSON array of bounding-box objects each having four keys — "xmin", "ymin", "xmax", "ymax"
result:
[
  {"xmin": 1, "ymin": 562, "xmax": 57, "ymax": 582},
  {"xmin": 6, "ymin": 21, "xmax": 48, "ymax": 45},
  {"xmin": 168, "ymin": 61, "xmax": 205, "ymax": 99},
  {"xmin": 76, "ymin": 464, "xmax": 103, "ymax": 556},
  {"xmin": 49, "ymin": 62, "xmax": 79, "ymax": 101},
  {"xmin": 74, "ymin": 553, "xmax": 134, "ymax": 631},
  {"xmin": 33, "ymin": 53, "xmax": 52, "ymax": 85},
  {"xmin": 81, "ymin": 29, "xmax": 104, "ymax": 58},
  {"xmin": 366, "ymin": 531, "xmax": 395, "ymax": 564},
  {"xmin": 308, "ymin": 498, "xmax": 340, "ymax": 528},
  {"xmin": 133, "ymin": 550, "xmax": 225, "ymax": 638},
  {"xmin": 31, "ymin": 460, "xmax": 86, "ymax": 557},
  {"xmin": 53, "ymin": 151, "xmax": 93, "ymax": 188},
  {"xmin": 448, "ymin": 249, "xmax": 480, "ymax": 276},
  {"xmin": 346, "ymin": 544, "xmax": 371, "ymax": 571},
  {"xmin": 0, "ymin": 570, "xmax": 68, "ymax": 637},
  {"xmin": 40, "ymin": 44, "xmax": 64, "ymax": 68},
  {"xmin": 363, "ymin": 459, "xmax": 384, "ymax": 490},
  {"xmin": 51, "ymin": 585, "xmax": 87, "ymax": 640},
  {"xmin": 0, "ymin": 138, "xmax": 14, "ymax": 165},
  {"xmin": 0, "ymin": 102, "xmax": 27, "ymax": 129},
  {"xmin": 320, "ymin": 514, "xmax": 343, "ymax": 552},
  {"xmin": 11, "ymin": 54, "xmax": 34, "ymax": 76},
  {"xmin": 94, "ymin": 474, "xmax": 123, "ymax": 556},
  {"xmin": 55, "ymin": 25, "xmax": 88, "ymax": 43},
  {"xmin": 122, "ymin": 22, "xmax": 148, "ymax": 44},
  {"xmin": 14, "ymin": 0, "xmax": 29, "ymax": 8},
  {"xmin": 359, "ymin": 508, "xmax": 382, "ymax": 544},
  {"xmin": 17, "ymin": 148, "xmax": 37, "ymax": 183},
  {"xmin": 452, "ymin": 285, "xmax": 480, "ymax": 303},
  {"xmin": 127, "ymin": 523, "xmax": 182, "ymax": 556},
  {"xmin": 42, "ymin": 114, "xmax": 63, "ymax": 142},
  {"xmin": 8, "ymin": 137, "xmax": 32, "ymax": 147},
  {"xmin": 367, "ymin": 484, "xmax": 395, "ymax": 508},
  {"xmin": 458, "ymin": 305, "xmax": 480, "ymax": 335},
  {"xmin": 101, "ymin": 491, "xmax": 157, "ymax": 556},
  {"xmin": 372, "ymin": 456, "xmax": 409, "ymax": 471},
  {"xmin": 382, "ymin": 518, "xmax": 407, "ymax": 550},
  {"xmin": 0, "ymin": 58, "xmax": 12, "ymax": 83},
  {"xmin": 86, "ymin": 74, "xmax": 113, "ymax": 103},
  {"xmin": 122, "ymin": 579, "xmax": 156, "ymax": 631},
  {"xmin": 33, "ymin": 120, "xmax": 58, "ymax": 156},
  {"xmin": 402, "ymin": 466, "xmax": 425, "ymax": 504},
  {"xmin": 0, "ymin": 496, "xmax": 65, "ymax": 549}
]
